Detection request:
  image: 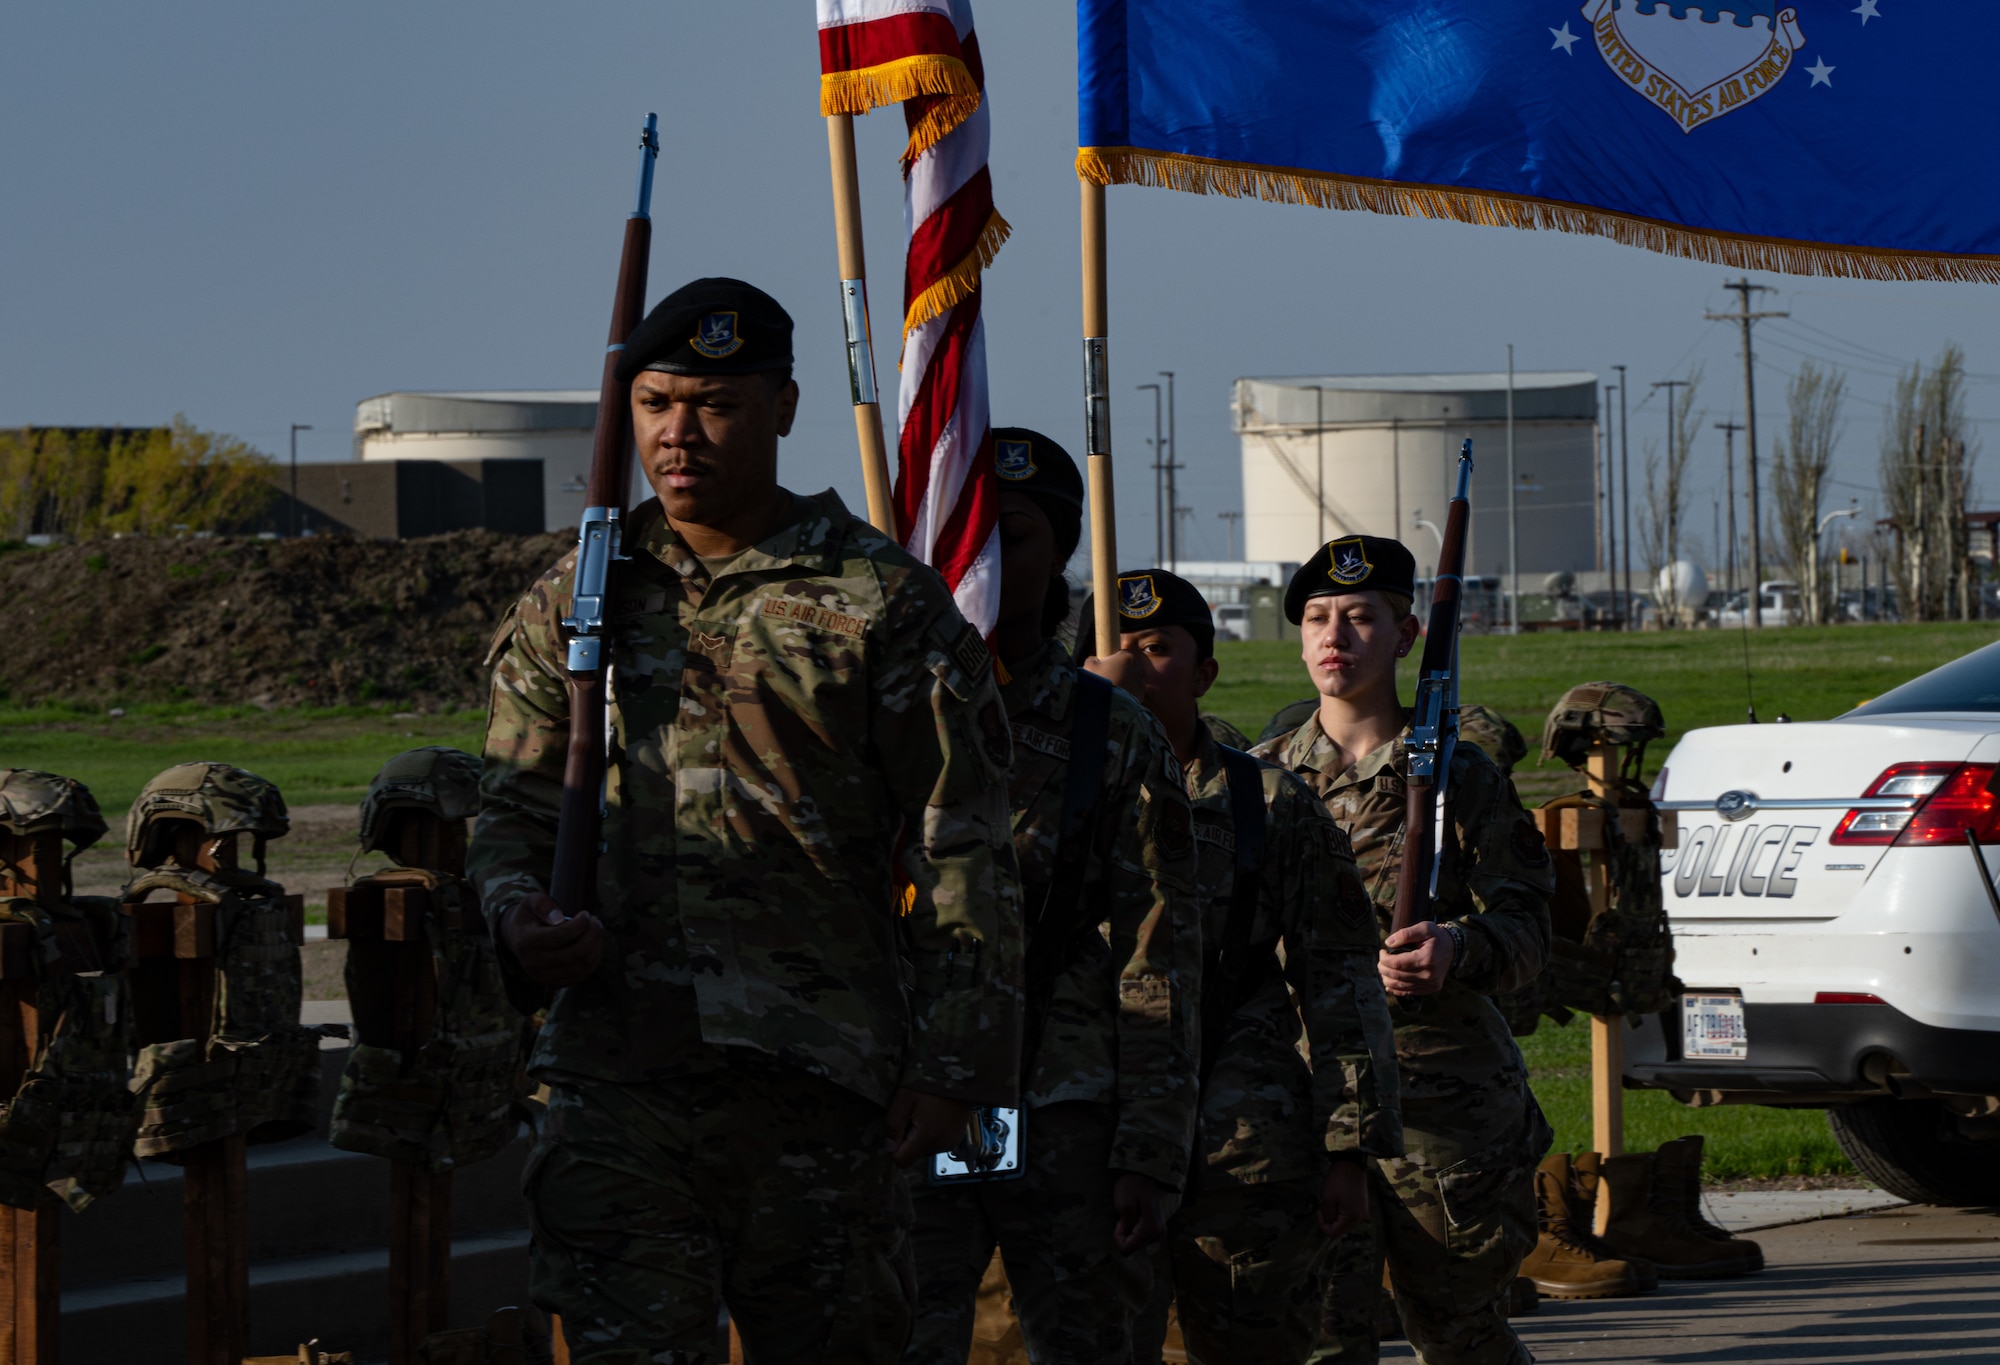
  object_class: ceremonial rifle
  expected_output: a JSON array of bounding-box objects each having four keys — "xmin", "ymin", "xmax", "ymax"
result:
[
  {"xmin": 550, "ymin": 113, "xmax": 659, "ymax": 920},
  {"xmin": 1391, "ymin": 442, "xmax": 1473, "ymax": 937}
]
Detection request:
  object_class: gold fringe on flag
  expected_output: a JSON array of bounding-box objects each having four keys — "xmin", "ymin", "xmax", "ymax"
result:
[
  {"xmin": 901, "ymin": 209, "xmax": 1012, "ymax": 346},
  {"xmin": 1077, "ymin": 146, "xmax": 2000, "ymax": 286},
  {"xmin": 820, "ymin": 59, "xmax": 984, "ymax": 169}
]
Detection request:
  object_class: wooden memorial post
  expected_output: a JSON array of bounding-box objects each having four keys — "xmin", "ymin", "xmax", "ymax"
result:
[
  {"xmin": 126, "ymin": 826, "xmax": 302, "ymax": 1365},
  {"xmin": 326, "ymin": 813, "xmax": 466, "ymax": 1365},
  {"xmin": 1531, "ymin": 744, "xmax": 1679, "ymax": 1156},
  {"xmin": 0, "ymin": 827, "xmax": 67, "ymax": 1365}
]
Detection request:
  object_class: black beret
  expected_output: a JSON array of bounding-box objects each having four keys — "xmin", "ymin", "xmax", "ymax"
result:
[
  {"xmin": 1284, "ymin": 535, "xmax": 1418, "ymax": 624},
  {"xmin": 992, "ymin": 426, "xmax": 1083, "ymax": 559},
  {"xmin": 616, "ymin": 277, "xmax": 794, "ymax": 384},
  {"xmin": 1082, "ymin": 568, "xmax": 1215, "ymax": 643}
]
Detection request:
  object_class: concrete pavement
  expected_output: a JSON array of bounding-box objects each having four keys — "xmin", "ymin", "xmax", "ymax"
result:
[{"xmin": 1388, "ymin": 1203, "xmax": 2000, "ymax": 1363}]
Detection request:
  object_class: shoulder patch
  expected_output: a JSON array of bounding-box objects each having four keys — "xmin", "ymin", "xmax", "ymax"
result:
[
  {"xmin": 949, "ymin": 621, "xmax": 992, "ymax": 684},
  {"xmin": 1512, "ymin": 818, "xmax": 1551, "ymax": 867}
]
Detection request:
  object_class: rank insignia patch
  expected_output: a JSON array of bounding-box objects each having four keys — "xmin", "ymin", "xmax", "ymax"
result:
[
  {"xmin": 1118, "ymin": 573, "xmax": 1163, "ymax": 619},
  {"xmin": 1326, "ymin": 537, "xmax": 1373, "ymax": 587},
  {"xmin": 996, "ymin": 439, "xmax": 1036, "ymax": 481},
  {"xmin": 690, "ymin": 311, "xmax": 744, "ymax": 359}
]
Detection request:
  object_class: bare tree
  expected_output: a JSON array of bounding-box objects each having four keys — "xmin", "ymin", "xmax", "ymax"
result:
[
  {"xmin": 1772, "ymin": 360, "xmax": 1846, "ymax": 624},
  {"xmin": 1639, "ymin": 369, "xmax": 1702, "ymax": 623},
  {"xmin": 1880, "ymin": 346, "xmax": 1978, "ymax": 621}
]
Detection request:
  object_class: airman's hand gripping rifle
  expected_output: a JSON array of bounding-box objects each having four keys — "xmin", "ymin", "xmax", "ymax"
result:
[
  {"xmin": 1390, "ymin": 442, "xmax": 1473, "ymax": 939},
  {"xmin": 550, "ymin": 113, "xmax": 659, "ymax": 920}
]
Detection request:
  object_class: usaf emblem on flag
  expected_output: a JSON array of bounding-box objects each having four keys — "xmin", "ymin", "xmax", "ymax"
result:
[
  {"xmin": 690, "ymin": 311, "xmax": 745, "ymax": 359},
  {"xmin": 1581, "ymin": 0, "xmax": 1805, "ymax": 133}
]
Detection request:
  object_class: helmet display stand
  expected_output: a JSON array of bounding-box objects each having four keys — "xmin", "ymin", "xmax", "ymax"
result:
[
  {"xmin": 329, "ymin": 811, "xmax": 460, "ymax": 1365},
  {"xmin": 1530, "ymin": 743, "xmax": 1681, "ymax": 1156}
]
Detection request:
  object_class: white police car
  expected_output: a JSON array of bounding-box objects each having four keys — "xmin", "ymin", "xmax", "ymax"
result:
[{"xmin": 1625, "ymin": 640, "xmax": 2000, "ymax": 1204}]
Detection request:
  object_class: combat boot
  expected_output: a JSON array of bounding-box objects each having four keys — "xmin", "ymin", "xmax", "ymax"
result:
[
  {"xmin": 1657, "ymin": 1135, "xmax": 1765, "ymax": 1272},
  {"xmin": 1598, "ymin": 1151, "xmax": 1752, "ymax": 1279},
  {"xmin": 1520, "ymin": 1156, "xmax": 1639, "ymax": 1299},
  {"xmin": 1571, "ymin": 1152, "xmax": 1658, "ymax": 1291}
]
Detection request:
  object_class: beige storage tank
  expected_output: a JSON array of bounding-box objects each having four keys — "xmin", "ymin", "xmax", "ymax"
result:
[{"xmin": 1233, "ymin": 372, "xmax": 1601, "ymax": 580}]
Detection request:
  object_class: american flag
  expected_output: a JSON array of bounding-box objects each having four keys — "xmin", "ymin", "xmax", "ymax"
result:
[{"xmin": 818, "ymin": 0, "xmax": 1009, "ymax": 635}]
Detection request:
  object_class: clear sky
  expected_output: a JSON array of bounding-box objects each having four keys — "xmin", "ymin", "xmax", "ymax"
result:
[{"xmin": 4, "ymin": 0, "xmax": 1991, "ymax": 575}]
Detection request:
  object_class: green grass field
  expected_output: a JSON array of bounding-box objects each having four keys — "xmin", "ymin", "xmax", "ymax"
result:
[{"xmin": 7, "ymin": 620, "xmax": 1994, "ymax": 1176}]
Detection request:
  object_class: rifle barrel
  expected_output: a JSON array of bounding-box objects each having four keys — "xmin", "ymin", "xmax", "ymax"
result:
[{"xmin": 550, "ymin": 114, "xmax": 659, "ymax": 920}]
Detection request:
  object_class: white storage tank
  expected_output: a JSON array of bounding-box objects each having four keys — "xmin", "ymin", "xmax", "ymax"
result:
[
  {"xmin": 1233, "ymin": 372, "xmax": 1601, "ymax": 579},
  {"xmin": 355, "ymin": 390, "xmax": 640, "ymax": 534}
]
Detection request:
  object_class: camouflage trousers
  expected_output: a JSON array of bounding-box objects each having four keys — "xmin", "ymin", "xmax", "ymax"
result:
[
  {"xmin": 1312, "ymin": 1099, "xmax": 1544, "ymax": 1365},
  {"xmin": 1131, "ymin": 1176, "xmax": 1329, "ymax": 1365},
  {"xmin": 904, "ymin": 1101, "xmax": 1152, "ymax": 1365},
  {"xmin": 526, "ymin": 1053, "xmax": 913, "ymax": 1365}
]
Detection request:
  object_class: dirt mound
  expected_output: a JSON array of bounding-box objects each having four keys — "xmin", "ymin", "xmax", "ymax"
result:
[{"xmin": 0, "ymin": 531, "xmax": 569, "ymax": 709}]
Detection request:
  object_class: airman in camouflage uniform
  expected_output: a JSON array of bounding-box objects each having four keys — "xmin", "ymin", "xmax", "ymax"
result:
[
  {"xmin": 1085, "ymin": 571, "xmax": 1401, "ymax": 1365},
  {"xmin": 904, "ymin": 431, "xmax": 1201, "ymax": 1365},
  {"xmin": 1252, "ymin": 536, "xmax": 1554, "ymax": 1365},
  {"xmin": 469, "ymin": 280, "xmax": 1023, "ymax": 1364}
]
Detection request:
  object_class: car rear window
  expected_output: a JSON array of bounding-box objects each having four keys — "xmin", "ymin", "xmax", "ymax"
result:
[{"xmin": 1848, "ymin": 642, "xmax": 2000, "ymax": 715}]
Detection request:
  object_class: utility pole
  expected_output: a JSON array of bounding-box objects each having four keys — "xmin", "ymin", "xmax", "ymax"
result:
[
  {"xmin": 1707, "ymin": 279, "xmax": 1786, "ymax": 628},
  {"xmin": 1218, "ymin": 510, "xmax": 1242, "ymax": 560},
  {"xmin": 1160, "ymin": 371, "xmax": 1180, "ymax": 568},
  {"xmin": 1309, "ymin": 383, "xmax": 1326, "ymax": 546},
  {"xmin": 1715, "ymin": 420, "xmax": 1743, "ymax": 600},
  {"xmin": 289, "ymin": 424, "xmax": 312, "ymax": 537},
  {"xmin": 1652, "ymin": 378, "xmax": 1688, "ymax": 610},
  {"xmin": 1602, "ymin": 385, "xmax": 1617, "ymax": 617},
  {"xmin": 1138, "ymin": 382, "xmax": 1162, "ymax": 565},
  {"xmin": 1506, "ymin": 344, "xmax": 1518, "ymax": 634},
  {"xmin": 1613, "ymin": 365, "xmax": 1631, "ymax": 628}
]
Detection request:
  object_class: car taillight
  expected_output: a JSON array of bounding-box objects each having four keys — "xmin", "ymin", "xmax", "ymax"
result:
[
  {"xmin": 1830, "ymin": 762, "xmax": 2000, "ymax": 847},
  {"xmin": 1814, "ymin": 992, "xmax": 1886, "ymax": 1005}
]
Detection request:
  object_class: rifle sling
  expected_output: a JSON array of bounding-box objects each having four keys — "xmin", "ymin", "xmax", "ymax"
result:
[
  {"xmin": 1201, "ymin": 746, "xmax": 1276, "ymax": 1090},
  {"xmin": 1018, "ymin": 669, "xmax": 1115, "ymax": 1089}
]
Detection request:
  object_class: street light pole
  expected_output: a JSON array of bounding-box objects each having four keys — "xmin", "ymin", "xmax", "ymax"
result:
[
  {"xmin": 1138, "ymin": 383, "xmax": 1162, "ymax": 566},
  {"xmin": 1816, "ymin": 503, "xmax": 1859, "ymax": 625},
  {"xmin": 1613, "ymin": 365, "xmax": 1630, "ymax": 627},
  {"xmin": 1603, "ymin": 385, "xmax": 1617, "ymax": 618},
  {"xmin": 1309, "ymin": 383, "xmax": 1326, "ymax": 546},
  {"xmin": 1506, "ymin": 344, "xmax": 1518, "ymax": 634},
  {"xmin": 1161, "ymin": 371, "xmax": 1179, "ymax": 569},
  {"xmin": 289, "ymin": 424, "xmax": 312, "ymax": 537}
]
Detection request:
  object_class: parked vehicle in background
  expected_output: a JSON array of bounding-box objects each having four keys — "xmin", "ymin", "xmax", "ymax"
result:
[
  {"xmin": 1715, "ymin": 580, "xmax": 1802, "ymax": 627},
  {"xmin": 1629, "ymin": 640, "xmax": 2000, "ymax": 1204}
]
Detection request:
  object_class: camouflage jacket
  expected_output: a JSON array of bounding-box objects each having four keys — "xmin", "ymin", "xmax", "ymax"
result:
[
  {"xmin": 1183, "ymin": 724, "xmax": 1401, "ymax": 1188},
  {"xmin": 1253, "ymin": 716, "xmax": 1553, "ymax": 1109},
  {"xmin": 469, "ymin": 490, "xmax": 1024, "ymax": 1110},
  {"xmin": 1003, "ymin": 642, "xmax": 1201, "ymax": 1191}
]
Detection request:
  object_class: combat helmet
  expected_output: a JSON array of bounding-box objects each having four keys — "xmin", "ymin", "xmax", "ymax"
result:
[
  {"xmin": 0, "ymin": 769, "xmax": 109, "ymax": 854},
  {"xmin": 358, "ymin": 747, "xmax": 482, "ymax": 861},
  {"xmin": 1542, "ymin": 682, "xmax": 1666, "ymax": 770},
  {"xmin": 1458, "ymin": 705, "xmax": 1528, "ymax": 777},
  {"xmin": 125, "ymin": 762, "xmax": 289, "ymax": 872}
]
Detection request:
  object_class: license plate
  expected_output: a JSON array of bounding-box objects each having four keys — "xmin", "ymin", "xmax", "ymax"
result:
[
  {"xmin": 1683, "ymin": 992, "xmax": 1749, "ymax": 1060},
  {"xmin": 930, "ymin": 1106, "xmax": 1025, "ymax": 1183}
]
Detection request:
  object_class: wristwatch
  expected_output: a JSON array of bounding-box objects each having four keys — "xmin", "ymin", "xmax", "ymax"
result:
[{"xmin": 1439, "ymin": 920, "xmax": 1466, "ymax": 972}]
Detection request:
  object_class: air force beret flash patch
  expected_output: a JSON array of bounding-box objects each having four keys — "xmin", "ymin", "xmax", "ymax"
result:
[
  {"xmin": 1118, "ymin": 573, "xmax": 1163, "ymax": 619},
  {"xmin": 996, "ymin": 438, "xmax": 1036, "ymax": 481},
  {"xmin": 689, "ymin": 310, "xmax": 744, "ymax": 359},
  {"xmin": 1080, "ymin": 568, "xmax": 1218, "ymax": 653},
  {"xmin": 1284, "ymin": 534, "xmax": 1418, "ymax": 623}
]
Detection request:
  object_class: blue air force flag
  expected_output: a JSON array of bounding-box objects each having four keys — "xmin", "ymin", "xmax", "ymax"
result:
[{"xmin": 1078, "ymin": 1, "xmax": 1998, "ymax": 281}]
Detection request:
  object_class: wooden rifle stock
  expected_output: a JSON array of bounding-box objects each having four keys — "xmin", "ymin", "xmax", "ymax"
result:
[
  {"xmin": 550, "ymin": 114, "xmax": 658, "ymax": 920},
  {"xmin": 1389, "ymin": 442, "xmax": 1474, "ymax": 936}
]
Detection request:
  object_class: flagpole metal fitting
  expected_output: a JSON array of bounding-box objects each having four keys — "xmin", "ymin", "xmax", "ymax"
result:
[
  {"xmin": 563, "ymin": 506, "xmax": 621, "ymax": 672},
  {"xmin": 1083, "ymin": 337, "xmax": 1112, "ymax": 458},
  {"xmin": 841, "ymin": 279, "xmax": 878, "ymax": 406}
]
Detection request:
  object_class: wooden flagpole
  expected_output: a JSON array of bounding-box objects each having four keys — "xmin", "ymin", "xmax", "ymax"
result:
[
  {"xmin": 826, "ymin": 113, "xmax": 898, "ymax": 537},
  {"xmin": 1080, "ymin": 179, "xmax": 1119, "ymax": 657}
]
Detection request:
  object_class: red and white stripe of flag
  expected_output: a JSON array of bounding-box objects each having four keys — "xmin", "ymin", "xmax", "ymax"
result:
[{"xmin": 817, "ymin": 0, "xmax": 1008, "ymax": 636}]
